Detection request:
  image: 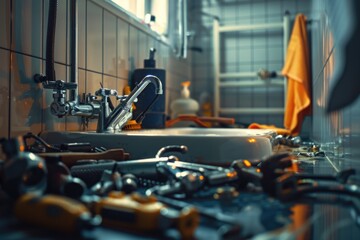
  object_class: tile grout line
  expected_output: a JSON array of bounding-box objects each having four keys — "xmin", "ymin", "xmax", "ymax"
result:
[{"xmin": 7, "ymin": 0, "xmax": 13, "ymax": 138}]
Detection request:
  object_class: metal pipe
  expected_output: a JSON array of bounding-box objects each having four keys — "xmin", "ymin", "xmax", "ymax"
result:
[
  {"xmin": 46, "ymin": 0, "xmax": 57, "ymax": 82},
  {"xmin": 213, "ymin": 18, "xmax": 220, "ymax": 117},
  {"xmin": 283, "ymin": 11, "xmax": 291, "ymax": 106},
  {"xmin": 69, "ymin": 0, "xmax": 78, "ymax": 102}
]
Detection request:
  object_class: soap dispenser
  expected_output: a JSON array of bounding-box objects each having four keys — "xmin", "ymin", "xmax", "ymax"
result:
[
  {"xmin": 131, "ymin": 48, "xmax": 166, "ymax": 129},
  {"xmin": 170, "ymin": 81, "xmax": 199, "ymax": 119}
]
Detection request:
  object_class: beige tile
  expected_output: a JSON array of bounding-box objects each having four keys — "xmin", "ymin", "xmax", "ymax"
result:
[
  {"xmin": 85, "ymin": 71, "xmax": 102, "ymax": 131},
  {"xmin": 0, "ymin": 0, "xmax": 10, "ymax": 48},
  {"xmin": 118, "ymin": 19, "xmax": 129, "ymax": 79},
  {"xmin": 129, "ymin": 26, "xmax": 139, "ymax": 72},
  {"xmin": 87, "ymin": 1, "xmax": 103, "ymax": 72},
  {"xmin": 77, "ymin": 69, "xmax": 86, "ymax": 100},
  {"xmin": 103, "ymin": 75, "xmax": 118, "ymax": 107},
  {"xmin": 12, "ymin": 0, "xmax": 43, "ymax": 57},
  {"xmin": 10, "ymin": 53, "xmax": 42, "ymax": 137},
  {"xmin": 138, "ymin": 32, "xmax": 149, "ymax": 67},
  {"xmin": 104, "ymin": 11, "xmax": 117, "ymax": 76},
  {"xmin": 0, "ymin": 49, "xmax": 9, "ymax": 138},
  {"xmin": 117, "ymin": 78, "xmax": 128, "ymax": 96}
]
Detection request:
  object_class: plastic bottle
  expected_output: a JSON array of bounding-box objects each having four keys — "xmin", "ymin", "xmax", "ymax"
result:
[{"xmin": 170, "ymin": 81, "xmax": 199, "ymax": 119}]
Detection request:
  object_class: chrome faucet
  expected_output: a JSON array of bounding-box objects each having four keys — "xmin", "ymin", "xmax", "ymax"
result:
[{"xmin": 98, "ymin": 75, "xmax": 163, "ymax": 133}]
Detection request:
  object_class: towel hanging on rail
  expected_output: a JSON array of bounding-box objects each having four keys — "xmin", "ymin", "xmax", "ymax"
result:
[{"xmin": 282, "ymin": 14, "xmax": 311, "ymax": 136}]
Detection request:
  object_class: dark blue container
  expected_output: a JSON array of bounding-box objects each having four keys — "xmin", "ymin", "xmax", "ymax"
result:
[{"xmin": 131, "ymin": 49, "xmax": 166, "ymax": 129}]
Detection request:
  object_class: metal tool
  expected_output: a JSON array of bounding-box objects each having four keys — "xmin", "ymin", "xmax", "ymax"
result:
[
  {"xmin": 23, "ymin": 132, "xmax": 107, "ymax": 153},
  {"xmin": 0, "ymin": 137, "xmax": 47, "ymax": 198},
  {"xmin": 45, "ymin": 156, "xmax": 87, "ymax": 199},
  {"xmin": 274, "ymin": 169, "xmax": 358, "ymax": 201},
  {"xmin": 148, "ymin": 158, "xmax": 262, "ymax": 197},
  {"xmin": 14, "ymin": 193, "xmax": 101, "ymax": 234},
  {"xmin": 70, "ymin": 157, "xmax": 175, "ymax": 187},
  {"xmin": 90, "ymin": 162, "xmax": 138, "ymax": 196},
  {"xmin": 153, "ymin": 194, "xmax": 242, "ymax": 239},
  {"xmin": 88, "ymin": 191, "xmax": 199, "ymax": 239}
]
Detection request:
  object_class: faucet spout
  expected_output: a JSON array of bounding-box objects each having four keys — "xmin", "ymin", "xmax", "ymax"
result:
[{"xmin": 103, "ymin": 75, "xmax": 163, "ymax": 132}]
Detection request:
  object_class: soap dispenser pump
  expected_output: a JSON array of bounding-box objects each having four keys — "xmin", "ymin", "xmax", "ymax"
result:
[{"xmin": 131, "ymin": 48, "xmax": 166, "ymax": 129}]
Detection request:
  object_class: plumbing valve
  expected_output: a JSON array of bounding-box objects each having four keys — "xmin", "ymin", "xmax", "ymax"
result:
[{"xmin": 34, "ymin": 75, "xmax": 78, "ymax": 117}]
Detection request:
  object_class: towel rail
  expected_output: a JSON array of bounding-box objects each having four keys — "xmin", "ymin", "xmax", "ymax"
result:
[
  {"xmin": 220, "ymin": 71, "xmax": 283, "ymax": 79},
  {"xmin": 213, "ymin": 12, "xmax": 291, "ymax": 117},
  {"xmin": 220, "ymin": 80, "xmax": 284, "ymax": 88},
  {"xmin": 219, "ymin": 22, "xmax": 284, "ymax": 32},
  {"xmin": 220, "ymin": 108, "xmax": 284, "ymax": 115}
]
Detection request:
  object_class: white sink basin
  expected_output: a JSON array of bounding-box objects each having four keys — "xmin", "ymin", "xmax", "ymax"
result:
[{"xmin": 41, "ymin": 128, "xmax": 275, "ymax": 165}]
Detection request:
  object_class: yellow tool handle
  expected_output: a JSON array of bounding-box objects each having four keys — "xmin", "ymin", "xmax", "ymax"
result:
[
  {"xmin": 14, "ymin": 193, "xmax": 99, "ymax": 234},
  {"xmin": 93, "ymin": 192, "xmax": 199, "ymax": 238}
]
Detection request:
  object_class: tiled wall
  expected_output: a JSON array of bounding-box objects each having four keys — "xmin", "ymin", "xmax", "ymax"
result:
[
  {"xmin": 0, "ymin": 0, "xmax": 190, "ymax": 139},
  {"xmin": 310, "ymin": 0, "xmax": 360, "ymax": 159},
  {"xmin": 188, "ymin": 0, "xmax": 311, "ymax": 129}
]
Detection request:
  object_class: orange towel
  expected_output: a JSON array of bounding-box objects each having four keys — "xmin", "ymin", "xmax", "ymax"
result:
[
  {"xmin": 248, "ymin": 123, "xmax": 291, "ymax": 136},
  {"xmin": 282, "ymin": 14, "xmax": 311, "ymax": 136}
]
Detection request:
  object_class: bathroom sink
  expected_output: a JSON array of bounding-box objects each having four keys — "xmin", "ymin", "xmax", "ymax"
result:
[{"xmin": 41, "ymin": 128, "xmax": 275, "ymax": 165}]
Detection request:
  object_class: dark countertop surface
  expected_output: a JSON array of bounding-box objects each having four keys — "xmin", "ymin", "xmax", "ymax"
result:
[{"xmin": 1, "ymin": 147, "xmax": 360, "ymax": 240}]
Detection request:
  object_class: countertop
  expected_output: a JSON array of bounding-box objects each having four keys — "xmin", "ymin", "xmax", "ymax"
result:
[{"xmin": 1, "ymin": 146, "xmax": 360, "ymax": 240}]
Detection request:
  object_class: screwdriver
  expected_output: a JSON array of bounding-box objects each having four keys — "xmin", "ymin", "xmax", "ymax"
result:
[
  {"xmin": 86, "ymin": 191, "xmax": 199, "ymax": 239},
  {"xmin": 14, "ymin": 193, "xmax": 101, "ymax": 234}
]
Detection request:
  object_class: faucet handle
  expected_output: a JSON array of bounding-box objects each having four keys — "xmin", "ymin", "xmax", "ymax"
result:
[
  {"xmin": 95, "ymin": 88, "xmax": 118, "ymax": 98},
  {"xmin": 116, "ymin": 95, "xmax": 138, "ymax": 103}
]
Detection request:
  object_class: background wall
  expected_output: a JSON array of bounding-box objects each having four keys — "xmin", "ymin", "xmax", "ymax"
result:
[
  {"xmin": 188, "ymin": 0, "xmax": 311, "ymax": 130},
  {"xmin": 0, "ymin": 0, "xmax": 190, "ymax": 139},
  {"xmin": 310, "ymin": 0, "xmax": 360, "ymax": 159}
]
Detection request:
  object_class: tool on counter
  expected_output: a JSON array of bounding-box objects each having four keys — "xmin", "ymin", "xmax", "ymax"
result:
[
  {"xmin": 155, "ymin": 144, "xmax": 188, "ymax": 159},
  {"xmin": 166, "ymin": 114, "xmax": 235, "ymax": 128},
  {"xmin": 70, "ymin": 145, "xmax": 188, "ymax": 188},
  {"xmin": 258, "ymin": 153, "xmax": 294, "ymax": 197},
  {"xmin": 23, "ymin": 132, "xmax": 107, "ymax": 153},
  {"xmin": 39, "ymin": 148, "xmax": 130, "ymax": 168},
  {"xmin": 70, "ymin": 157, "xmax": 176, "ymax": 187},
  {"xmin": 153, "ymin": 194, "xmax": 242, "ymax": 239},
  {"xmin": 45, "ymin": 156, "xmax": 87, "ymax": 199},
  {"xmin": 22, "ymin": 132, "xmax": 128, "ymax": 168},
  {"xmin": 273, "ymin": 134, "xmax": 302, "ymax": 147},
  {"xmin": 85, "ymin": 191, "xmax": 199, "ymax": 239},
  {"xmin": 147, "ymin": 158, "xmax": 262, "ymax": 197},
  {"xmin": 0, "ymin": 137, "xmax": 47, "ymax": 198},
  {"xmin": 90, "ymin": 162, "xmax": 138, "ymax": 196},
  {"xmin": 274, "ymin": 168, "xmax": 358, "ymax": 201},
  {"xmin": 14, "ymin": 193, "xmax": 101, "ymax": 235}
]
